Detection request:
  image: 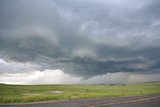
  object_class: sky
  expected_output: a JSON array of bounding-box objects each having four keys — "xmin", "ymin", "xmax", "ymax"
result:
[{"xmin": 0, "ymin": 0, "xmax": 160, "ymax": 84}]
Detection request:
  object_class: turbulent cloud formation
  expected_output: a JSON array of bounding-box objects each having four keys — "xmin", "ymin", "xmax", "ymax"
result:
[{"xmin": 0, "ymin": 0, "xmax": 160, "ymax": 84}]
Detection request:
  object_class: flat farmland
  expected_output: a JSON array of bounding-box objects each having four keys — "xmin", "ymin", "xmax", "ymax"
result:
[{"xmin": 0, "ymin": 82, "xmax": 160, "ymax": 103}]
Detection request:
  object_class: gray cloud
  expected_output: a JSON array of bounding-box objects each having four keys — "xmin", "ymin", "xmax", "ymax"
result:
[
  {"xmin": 0, "ymin": 70, "xmax": 159, "ymax": 84},
  {"xmin": 0, "ymin": 0, "xmax": 160, "ymax": 80}
]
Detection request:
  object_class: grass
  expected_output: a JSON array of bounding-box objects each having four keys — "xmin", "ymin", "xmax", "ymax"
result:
[{"xmin": 0, "ymin": 82, "xmax": 160, "ymax": 103}]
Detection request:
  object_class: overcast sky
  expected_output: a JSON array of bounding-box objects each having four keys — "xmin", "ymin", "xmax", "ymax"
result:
[{"xmin": 0, "ymin": 0, "xmax": 160, "ymax": 84}]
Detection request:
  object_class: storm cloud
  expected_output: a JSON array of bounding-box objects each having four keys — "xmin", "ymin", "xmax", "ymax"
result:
[{"xmin": 0, "ymin": 0, "xmax": 160, "ymax": 83}]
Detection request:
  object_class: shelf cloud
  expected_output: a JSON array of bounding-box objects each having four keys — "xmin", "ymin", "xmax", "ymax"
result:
[{"xmin": 0, "ymin": 0, "xmax": 160, "ymax": 84}]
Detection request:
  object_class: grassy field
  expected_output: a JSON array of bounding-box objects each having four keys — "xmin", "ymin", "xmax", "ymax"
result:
[{"xmin": 0, "ymin": 82, "xmax": 160, "ymax": 103}]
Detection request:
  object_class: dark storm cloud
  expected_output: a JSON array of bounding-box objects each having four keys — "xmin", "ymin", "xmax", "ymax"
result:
[{"xmin": 0, "ymin": 0, "xmax": 160, "ymax": 77}]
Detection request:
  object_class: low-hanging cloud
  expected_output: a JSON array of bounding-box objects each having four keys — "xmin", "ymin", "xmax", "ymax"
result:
[
  {"xmin": 0, "ymin": 69, "xmax": 82, "ymax": 84},
  {"xmin": 0, "ymin": 69, "xmax": 159, "ymax": 84},
  {"xmin": 0, "ymin": 0, "xmax": 160, "ymax": 83}
]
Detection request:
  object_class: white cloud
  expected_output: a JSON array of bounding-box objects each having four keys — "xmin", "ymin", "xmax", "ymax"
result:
[
  {"xmin": 0, "ymin": 70, "xmax": 159, "ymax": 84},
  {"xmin": 0, "ymin": 69, "xmax": 81, "ymax": 84},
  {"xmin": 0, "ymin": 59, "xmax": 37, "ymax": 73}
]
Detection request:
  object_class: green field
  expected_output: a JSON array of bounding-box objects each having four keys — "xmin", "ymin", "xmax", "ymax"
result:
[{"xmin": 0, "ymin": 82, "xmax": 160, "ymax": 103}]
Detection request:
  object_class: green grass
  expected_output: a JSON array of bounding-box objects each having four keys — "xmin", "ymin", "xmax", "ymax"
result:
[{"xmin": 0, "ymin": 82, "xmax": 160, "ymax": 103}]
